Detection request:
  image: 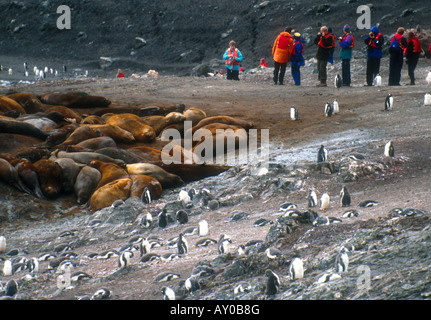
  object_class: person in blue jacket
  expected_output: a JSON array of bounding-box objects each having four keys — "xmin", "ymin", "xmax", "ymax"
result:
[
  {"xmin": 223, "ymin": 40, "xmax": 243, "ymax": 81},
  {"xmin": 291, "ymin": 33, "xmax": 305, "ymax": 86},
  {"xmin": 338, "ymin": 25, "xmax": 354, "ymax": 87},
  {"xmin": 364, "ymin": 26, "xmax": 384, "ymax": 86}
]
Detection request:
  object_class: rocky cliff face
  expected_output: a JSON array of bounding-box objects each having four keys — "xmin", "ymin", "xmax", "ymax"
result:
[{"xmin": 1, "ymin": 0, "xmax": 429, "ymax": 75}]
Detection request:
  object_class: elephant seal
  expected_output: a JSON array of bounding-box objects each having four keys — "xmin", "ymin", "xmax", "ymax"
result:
[
  {"xmin": 7, "ymin": 93, "xmax": 43, "ymax": 114},
  {"xmin": 0, "ymin": 158, "xmax": 31, "ymax": 193},
  {"xmin": 183, "ymin": 107, "xmax": 207, "ymax": 127},
  {"xmin": 0, "ymin": 118, "xmax": 49, "ymax": 140},
  {"xmin": 130, "ymin": 174, "xmax": 162, "ymax": 199},
  {"xmin": 81, "ymin": 124, "xmax": 135, "ymax": 144},
  {"xmin": 190, "ymin": 115, "xmax": 254, "ymax": 134},
  {"xmin": 43, "ymin": 105, "xmax": 83, "ymax": 123},
  {"xmin": 90, "ymin": 178, "xmax": 132, "ymax": 211},
  {"xmin": 56, "ymin": 126, "xmax": 101, "ymax": 148},
  {"xmin": 126, "ymin": 146, "xmax": 168, "ymax": 163},
  {"xmin": 89, "ymin": 159, "xmax": 129, "ymax": 190},
  {"xmin": 0, "ymin": 96, "xmax": 26, "ymax": 115},
  {"xmin": 143, "ymin": 112, "xmax": 186, "ymax": 136},
  {"xmin": 40, "ymin": 92, "xmax": 111, "ymax": 109},
  {"xmin": 0, "ymin": 153, "xmax": 44, "ymax": 198},
  {"xmin": 75, "ymin": 136, "xmax": 117, "ymax": 151},
  {"xmin": 126, "ymin": 163, "xmax": 184, "ymax": 188},
  {"xmin": 94, "ymin": 147, "xmax": 143, "ymax": 164},
  {"xmin": 54, "ymin": 158, "xmax": 83, "ymax": 193},
  {"xmin": 33, "ymin": 159, "xmax": 63, "ymax": 199},
  {"xmin": 106, "ymin": 113, "xmax": 156, "ymax": 143},
  {"xmin": 74, "ymin": 166, "xmax": 102, "ymax": 204},
  {"xmin": 53, "ymin": 150, "xmax": 126, "ymax": 168}
]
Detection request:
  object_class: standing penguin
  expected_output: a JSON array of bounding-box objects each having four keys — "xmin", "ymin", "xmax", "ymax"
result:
[
  {"xmin": 340, "ymin": 186, "xmax": 351, "ymax": 207},
  {"xmin": 0, "ymin": 234, "xmax": 6, "ymax": 253},
  {"xmin": 289, "ymin": 257, "xmax": 304, "ymax": 280},
  {"xmin": 5, "ymin": 280, "xmax": 18, "ymax": 297},
  {"xmin": 307, "ymin": 189, "xmax": 318, "ymax": 208},
  {"xmin": 334, "ymin": 74, "xmax": 342, "ymax": 88},
  {"xmin": 317, "ymin": 145, "xmax": 328, "ymax": 163},
  {"xmin": 158, "ymin": 210, "xmax": 168, "ymax": 229},
  {"xmin": 141, "ymin": 187, "xmax": 151, "ymax": 204},
  {"xmin": 118, "ymin": 250, "xmax": 133, "ymax": 269},
  {"xmin": 141, "ymin": 212, "xmax": 153, "ymax": 228},
  {"xmin": 198, "ymin": 220, "xmax": 209, "ymax": 236},
  {"xmin": 373, "ymin": 74, "xmax": 382, "ymax": 86},
  {"xmin": 218, "ymin": 234, "xmax": 232, "ymax": 254},
  {"xmin": 384, "ymin": 141, "xmax": 395, "ymax": 157},
  {"xmin": 423, "ymin": 93, "xmax": 431, "ymax": 106},
  {"xmin": 265, "ymin": 269, "xmax": 280, "ymax": 295},
  {"xmin": 335, "ymin": 247, "xmax": 349, "ymax": 273},
  {"xmin": 177, "ymin": 233, "xmax": 188, "ymax": 254},
  {"xmin": 320, "ymin": 192, "xmax": 330, "ymax": 210},
  {"xmin": 176, "ymin": 210, "xmax": 189, "ymax": 224},
  {"xmin": 426, "ymin": 71, "xmax": 431, "ymax": 85},
  {"xmin": 161, "ymin": 286, "xmax": 176, "ymax": 300},
  {"xmin": 384, "ymin": 94, "xmax": 393, "ymax": 111},
  {"xmin": 332, "ymin": 99, "xmax": 339, "ymax": 114},
  {"xmin": 290, "ymin": 106, "xmax": 299, "ymax": 121},
  {"xmin": 324, "ymin": 102, "xmax": 333, "ymax": 117}
]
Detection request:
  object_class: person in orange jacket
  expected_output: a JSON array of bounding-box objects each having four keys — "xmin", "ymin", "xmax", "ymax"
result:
[{"xmin": 272, "ymin": 27, "xmax": 294, "ymax": 85}]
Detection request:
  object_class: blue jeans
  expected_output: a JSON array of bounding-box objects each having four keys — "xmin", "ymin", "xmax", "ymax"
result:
[{"xmin": 291, "ymin": 64, "xmax": 301, "ymax": 85}]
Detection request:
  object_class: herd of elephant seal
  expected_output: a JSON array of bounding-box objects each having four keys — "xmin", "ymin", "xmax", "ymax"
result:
[{"xmin": 0, "ymin": 90, "xmax": 254, "ymax": 211}]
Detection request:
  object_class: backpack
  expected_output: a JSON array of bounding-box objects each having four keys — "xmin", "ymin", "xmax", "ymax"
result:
[{"xmin": 389, "ymin": 36, "xmax": 404, "ymax": 53}]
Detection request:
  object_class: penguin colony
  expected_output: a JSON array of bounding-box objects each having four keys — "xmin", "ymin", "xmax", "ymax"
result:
[{"xmin": 0, "ymin": 62, "xmax": 88, "ymax": 80}]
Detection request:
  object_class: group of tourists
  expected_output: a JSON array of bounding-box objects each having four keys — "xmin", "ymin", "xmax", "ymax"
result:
[{"xmin": 223, "ymin": 25, "xmax": 428, "ymax": 87}]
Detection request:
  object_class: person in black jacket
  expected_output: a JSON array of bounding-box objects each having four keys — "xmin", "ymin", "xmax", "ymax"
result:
[
  {"xmin": 314, "ymin": 26, "xmax": 333, "ymax": 87},
  {"xmin": 388, "ymin": 27, "xmax": 408, "ymax": 86}
]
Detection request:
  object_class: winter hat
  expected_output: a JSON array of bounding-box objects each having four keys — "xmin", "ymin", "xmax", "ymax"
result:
[
  {"xmin": 344, "ymin": 25, "xmax": 350, "ymax": 32},
  {"xmin": 294, "ymin": 32, "xmax": 301, "ymax": 38},
  {"xmin": 370, "ymin": 26, "xmax": 379, "ymax": 33}
]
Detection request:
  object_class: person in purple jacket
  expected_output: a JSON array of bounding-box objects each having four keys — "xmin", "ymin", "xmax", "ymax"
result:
[{"xmin": 338, "ymin": 25, "xmax": 354, "ymax": 87}]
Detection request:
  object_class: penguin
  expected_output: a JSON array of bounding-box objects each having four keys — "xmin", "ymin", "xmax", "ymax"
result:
[
  {"xmin": 358, "ymin": 200, "xmax": 379, "ymax": 208},
  {"xmin": 71, "ymin": 272, "xmax": 92, "ymax": 282},
  {"xmin": 290, "ymin": 106, "xmax": 298, "ymax": 120},
  {"xmin": 289, "ymin": 257, "xmax": 304, "ymax": 280},
  {"xmin": 426, "ymin": 71, "xmax": 431, "ymax": 85},
  {"xmin": 184, "ymin": 277, "xmax": 201, "ymax": 293},
  {"xmin": 424, "ymin": 93, "xmax": 431, "ymax": 106},
  {"xmin": 198, "ymin": 220, "xmax": 208, "ymax": 236},
  {"xmin": 140, "ymin": 238, "xmax": 151, "ymax": 256},
  {"xmin": 317, "ymin": 145, "xmax": 328, "ymax": 163},
  {"xmin": 3, "ymin": 259, "xmax": 13, "ymax": 276},
  {"xmin": 97, "ymin": 250, "xmax": 120, "ymax": 260},
  {"xmin": 23, "ymin": 62, "xmax": 28, "ymax": 71},
  {"xmin": 265, "ymin": 269, "xmax": 280, "ymax": 295},
  {"xmin": 313, "ymin": 216, "xmax": 330, "ymax": 226},
  {"xmin": 140, "ymin": 253, "xmax": 160, "ymax": 263},
  {"xmin": 340, "ymin": 186, "xmax": 351, "ymax": 207},
  {"xmin": 0, "ymin": 234, "xmax": 6, "ymax": 253},
  {"xmin": 332, "ymin": 99, "xmax": 339, "ymax": 114},
  {"xmin": 253, "ymin": 218, "xmax": 273, "ymax": 227},
  {"xmin": 160, "ymin": 253, "xmax": 179, "ymax": 262},
  {"xmin": 416, "ymin": 24, "xmax": 421, "ymax": 33},
  {"xmin": 335, "ymin": 247, "xmax": 349, "ymax": 273},
  {"xmin": 234, "ymin": 282, "xmax": 252, "ymax": 295},
  {"xmin": 118, "ymin": 250, "xmax": 133, "ymax": 269},
  {"xmin": 217, "ymin": 234, "xmax": 232, "ymax": 254},
  {"xmin": 342, "ymin": 209, "xmax": 359, "ymax": 218},
  {"xmin": 158, "ymin": 210, "xmax": 168, "ymax": 229},
  {"xmin": 176, "ymin": 210, "xmax": 189, "ymax": 224},
  {"xmin": 161, "ymin": 286, "xmax": 176, "ymax": 300},
  {"xmin": 27, "ymin": 257, "xmax": 39, "ymax": 273},
  {"xmin": 53, "ymin": 244, "xmax": 73, "ymax": 253},
  {"xmin": 195, "ymin": 238, "xmax": 217, "ymax": 247},
  {"xmin": 334, "ymin": 73, "xmax": 342, "ymax": 88},
  {"xmin": 154, "ymin": 271, "xmax": 180, "ymax": 282},
  {"xmin": 324, "ymin": 102, "xmax": 333, "ymax": 117},
  {"xmin": 92, "ymin": 288, "xmax": 111, "ymax": 300},
  {"xmin": 384, "ymin": 140, "xmax": 395, "ymax": 157},
  {"xmin": 307, "ymin": 189, "xmax": 318, "ymax": 208},
  {"xmin": 38, "ymin": 253, "xmax": 57, "ymax": 261},
  {"xmin": 373, "ymin": 74, "xmax": 382, "ymax": 86},
  {"xmin": 320, "ymin": 192, "xmax": 330, "ymax": 210},
  {"xmin": 265, "ymin": 247, "xmax": 282, "ymax": 260},
  {"xmin": 316, "ymin": 272, "xmax": 342, "ymax": 283},
  {"xmin": 141, "ymin": 212, "xmax": 153, "ymax": 228},
  {"xmin": 182, "ymin": 226, "xmax": 198, "ymax": 236},
  {"xmin": 141, "ymin": 187, "xmax": 151, "ymax": 204},
  {"xmin": 178, "ymin": 189, "xmax": 191, "ymax": 204},
  {"xmin": 177, "ymin": 233, "xmax": 188, "ymax": 255},
  {"xmin": 8, "ymin": 68, "xmax": 13, "ymax": 76},
  {"xmin": 384, "ymin": 93, "xmax": 393, "ymax": 111},
  {"xmin": 348, "ymin": 153, "xmax": 365, "ymax": 161},
  {"xmin": 5, "ymin": 280, "xmax": 18, "ymax": 297},
  {"xmin": 63, "ymin": 64, "xmax": 67, "ymax": 73},
  {"xmin": 279, "ymin": 202, "xmax": 297, "ymax": 212}
]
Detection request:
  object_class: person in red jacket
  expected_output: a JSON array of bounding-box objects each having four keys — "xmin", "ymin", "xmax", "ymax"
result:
[
  {"xmin": 272, "ymin": 27, "xmax": 294, "ymax": 85},
  {"xmin": 117, "ymin": 69, "xmax": 124, "ymax": 78},
  {"xmin": 405, "ymin": 31, "xmax": 422, "ymax": 85},
  {"xmin": 388, "ymin": 27, "xmax": 408, "ymax": 86}
]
